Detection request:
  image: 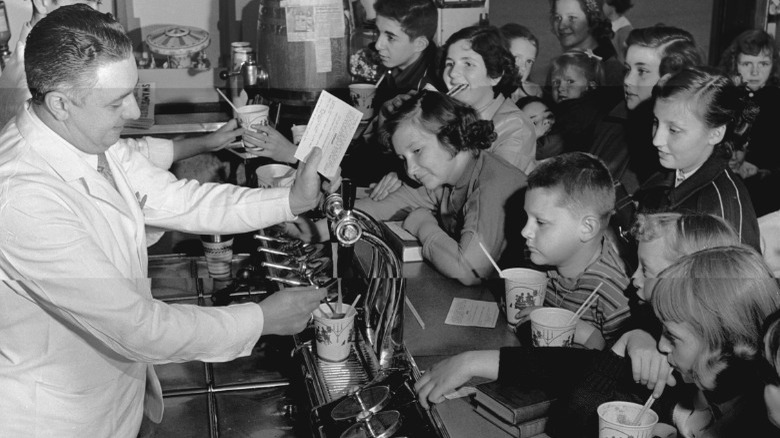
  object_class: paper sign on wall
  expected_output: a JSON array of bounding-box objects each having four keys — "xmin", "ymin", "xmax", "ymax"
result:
[{"xmin": 294, "ymin": 90, "xmax": 362, "ymax": 179}]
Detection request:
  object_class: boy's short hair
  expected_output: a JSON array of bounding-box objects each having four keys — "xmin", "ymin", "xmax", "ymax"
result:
[
  {"xmin": 374, "ymin": 0, "xmax": 438, "ymax": 42},
  {"xmin": 527, "ymin": 152, "xmax": 615, "ymax": 226}
]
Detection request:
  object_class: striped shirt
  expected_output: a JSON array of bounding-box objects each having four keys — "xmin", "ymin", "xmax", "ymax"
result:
[{"xmin": 543, "ymin": 236, "xmax": 631, "ymax": 342}]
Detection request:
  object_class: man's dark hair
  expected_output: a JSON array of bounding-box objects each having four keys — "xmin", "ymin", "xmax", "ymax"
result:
[
  {"xmin": 25, "ymin": 4, "xmax": 132, "ymax": 104},
  {"xmin": 373, "ymin": 0, "xmax": 438, "ymax": 42},
  {"xmin": 605, "ymin": 0, "xmax": 634, "ymax": 15}
]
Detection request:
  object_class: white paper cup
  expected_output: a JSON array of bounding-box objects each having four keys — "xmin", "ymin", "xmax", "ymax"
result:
[
  {"xmin": 348, "ymin": 83, "xmax": 376, "ymax": 120},
  {"xmin": 201, "ymin": 235, "xmax": 233, "ymax": 280},
  {"xmin": 313, "ymin": 303, "xmax": 355, "ymax": 362},
  {"xmin": 530, "ymin": 308, "xmax": 577, "ymax": 347},
  {"xmin": 237, "ymin": 104, "xmax": 270, "ymax": 130},
  {"xmin": 291, "ymin": 124, "xmax": 307, "ymax": 145},
  {"xmin": 597, "ymin": 401, "xmax": 659, "ymax": 438},
  {"xmin": 503, "ymin": 267, "xmax": 547, "ymax": 327},
  {"xmin": 255, "ymin": 164, "xmax": 296, "ymax": 188}
]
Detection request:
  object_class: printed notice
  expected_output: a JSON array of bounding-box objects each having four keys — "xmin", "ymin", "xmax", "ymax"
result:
[
  {"xmin": 294, "ymin": 90, "xmax": 362, "ymax": 179},
  {"xmin": 444, "ymin": 298, "xmax": 499, "ymax": 328}
]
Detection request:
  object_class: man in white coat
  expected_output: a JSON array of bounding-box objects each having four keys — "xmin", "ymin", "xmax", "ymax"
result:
[{"xmin": 0, "ymin": 5, "xmax": 329, "ymax": 437}]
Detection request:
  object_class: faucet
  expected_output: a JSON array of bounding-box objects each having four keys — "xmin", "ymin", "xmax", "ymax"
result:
[{"xmin": 219, "ymin": 53, "xmax": 269, "ymax": 106}]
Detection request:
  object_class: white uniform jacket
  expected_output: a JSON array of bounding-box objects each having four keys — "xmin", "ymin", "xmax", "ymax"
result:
[{"xmin": 0, "ymin": 104, "xmax": 296, "ymax": 437}]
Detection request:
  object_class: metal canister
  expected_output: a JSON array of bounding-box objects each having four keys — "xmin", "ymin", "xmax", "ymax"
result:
[{"xmin": 231, "ymin": 42, "xmax": 252, "ymax": 72}]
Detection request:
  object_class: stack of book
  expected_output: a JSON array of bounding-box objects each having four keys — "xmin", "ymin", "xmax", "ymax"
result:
[
  {"xmin": 383, "ymin": 221, "xmax": 423, "ymax": 262},
  {"xmin": 472, "ymin": 381, "xmax": 555, "ymax": 438}
]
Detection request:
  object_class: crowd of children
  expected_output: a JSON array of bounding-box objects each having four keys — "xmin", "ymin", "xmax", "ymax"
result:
[{"xmin": 277, "ymin": 0, "xmax": 780, "ymax": 435}]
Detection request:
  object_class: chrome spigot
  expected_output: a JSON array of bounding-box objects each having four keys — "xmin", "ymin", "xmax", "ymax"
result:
[
  {"xmin": 324, "ymin": 193, "xmax": 363, "ymax": 247},
  {"xmin": 219, "ymin": 57, "xmax": 269, "ymax": 101}
]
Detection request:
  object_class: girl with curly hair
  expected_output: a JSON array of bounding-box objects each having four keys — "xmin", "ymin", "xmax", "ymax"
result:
[{"xmin": 356, "ymin": 90, "xmax": 528, "ymax": 284}]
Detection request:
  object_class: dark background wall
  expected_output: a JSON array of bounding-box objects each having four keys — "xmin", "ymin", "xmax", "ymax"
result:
[{"xmin": 489, "ymin": 0, "xmax": 715, "ymax": 84}]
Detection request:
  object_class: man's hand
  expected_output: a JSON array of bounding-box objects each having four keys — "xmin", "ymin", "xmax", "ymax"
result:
[
  {"xmin": 289, "ymin": 148, "xmax": 324, "ymax": 215},
  {"xmin": 414, "ymin": 351, "xmax": 499, "ymax": 409},
  {"xmin": 377, "ymin": 91, "xmax": 417, "ymax": 127},
  {"xmin": 369, "ymin": 172, "xmax": 402, "ymax": 201},
  {"xmin": 259, "ymin": 286, "xmax": 326, "ymax": 336},
  {"xmin": 612, "ymin": 329, "xmax": 677, "ymax": 398},
  {"xmin": 280, "ymin": 217, "xmax": 329, "ymax": 243}
]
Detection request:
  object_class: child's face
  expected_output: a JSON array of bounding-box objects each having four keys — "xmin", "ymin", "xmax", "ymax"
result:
[
  {"xmin": 552, "ymin": 0, "xmax": 592, "ymax": 51},
  {"xmin": 521, "ymin": 101, "xmax": 555, "ymax": 138},
  {"xmin": 632, "ymin": 237, "xmax": 673, "ymax": 302},
  {"xmin": 737, "ymin": 51, "xmax": 773, "ymax": 91},
  {"xmin": 658, "ymin": 320, "xmax": 710, "ymax": 388},
  {"xmin": 521, "ymin": 187, "xmax": 583, "ymax": 270},
  {"xmin": 623, "ymin": 45, "xmax": 662, "ymax": 110},
  {"xmin": 551, "ymin": 65, "xmax": 591, "ymax": 103},
  {"xmin": 375, "ymin": 16, "xmax": 423, "ymax": 70},
  {"xmin": 652, "ymin": 97, "xmax": 721, "ymax": 174},
  {"xmin": 443, "ymin": 39, "xmax": 501, "ymax": 110},
  {"xmin": 392, "ymin": 120, "xmax": 463, "ymax": 190},
  {"xmin": 509, "ymin": 37, "xmax": 537, "ymax": 82}
]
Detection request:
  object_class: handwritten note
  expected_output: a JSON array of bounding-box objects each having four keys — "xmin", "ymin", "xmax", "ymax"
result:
[
  {"xmin": 294, "ymin": 90, "xmax": 362, "ymax": 179},
  {"xmin": 444, "ymin": 298, "xmax": 499, "ymax": 328}
]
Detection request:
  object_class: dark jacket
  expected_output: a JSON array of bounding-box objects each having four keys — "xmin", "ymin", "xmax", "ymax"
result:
[{"xmin": 634, "ymin": 154, "xmax": 761, "ymax": 252}]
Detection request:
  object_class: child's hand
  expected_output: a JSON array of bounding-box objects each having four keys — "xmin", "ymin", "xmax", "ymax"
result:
[
  {"xmin": 515, "ymin": 305, "xmax": 542, "ymax": 325},
  {"xmin": 369, "ymin": 172, "xmax": 401, "ymax": 201},
  {"xmin": 613, "ymin": 329, "xmax": 677, "ymax": 398},
  {"xmin": 414, "ymin": 351, "xmax": 499, "ymax": 409}
]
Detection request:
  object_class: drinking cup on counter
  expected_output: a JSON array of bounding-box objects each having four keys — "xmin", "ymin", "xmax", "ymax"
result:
[
  {"xmin": 502, "ymin": 267, "xmax": 547, "ymax": 328},
  {"xmin": 313, "ymin": 303, "xmax": 355, "ymax": 362},
  {"xmin": 291, "ymin": 124, "xmax": 307, "ymax": 145},
  {"xmin": 348, "ymin": 83, "xmax": 376, "ymax": 120},
  {"xmin": 255, "ymin": 164, "xmax": 296, "ymax": 188},
  {"xmin": 529, "ymin": 308, "xmax": 577, "ymax": 347},
  {"xmin": 201, "ymin": 235, "xmax": 233, "ymax": 280},
  {"xmin": 597, "ymin": 401, "xmax": 658, "ymax": 438}
]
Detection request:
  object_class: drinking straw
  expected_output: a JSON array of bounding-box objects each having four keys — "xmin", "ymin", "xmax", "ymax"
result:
[
  {"xmin": 215, "ymin": 87, "xmax": 241, "ymax": 114},
  {"xmin": 347, "ymin": 294, "xmax": 362, "ymax": 318},
  {"xmin": 336, "ymin": 278, "xmax": 343, "ymax": 316},
  {"xmin": 631, "ymin": 394, "xmax": 656, "ymax": 426},
  {"xmin": 405, "ymin": 296, "xmax": 426, "ymax": 330},
  {"xmin": 447, "ymin": 83, "xmax": 468, "ymax": 96},
  {"xmin": 478, "ymin": 240, "xmax": 504, "ymax": 278},
  {"xmin": 567, "ymin": 282, "xmax": 604, "ymax": 324}
]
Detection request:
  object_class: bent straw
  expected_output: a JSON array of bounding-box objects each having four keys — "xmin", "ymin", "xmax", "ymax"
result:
[
  {"xmin": 631, "ymin": 394, "xmax": 656, "ymax": 426},
  {"xmin": 567, "ymin": 282, "xmax": 604, "ymax": 324},
  {"xmin": 215, "ymin": 87, "xmax": 241, "ymax": 114},
  {"xmin": 478, "ymin": 240, "xmax": 504, "ymax": 278}
]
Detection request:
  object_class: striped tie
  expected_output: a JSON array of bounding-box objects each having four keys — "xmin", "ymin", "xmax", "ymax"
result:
[{"xmin": 97, "ymin": 152, "xmax": 119, "ymax": 192}]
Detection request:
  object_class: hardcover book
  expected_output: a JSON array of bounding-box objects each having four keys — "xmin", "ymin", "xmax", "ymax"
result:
[
  {"xmin": 384, "ymin": 221, "xmax": 423, "ymax": 262},
  {"xmin": 473, "ymin": 381, "xmax": 555, "ymax": 425},
  {"xmin": 474, "ymin": 404, "xmax": 548, "ymax": 438}
]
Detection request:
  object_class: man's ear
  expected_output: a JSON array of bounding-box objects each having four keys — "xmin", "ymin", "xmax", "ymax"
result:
[
  {"xmin": 708, "ymin": 124, "xmax": 726, "ymax": 146},
  {"xmin": 44, "ymin": 92, "xmax": 72, "ymax": 121},
  {"xmin": 412, "ymin": 35, "xmax": 429, "ymax": 54},
  {"xmin": 579, "ymin": 214, "xmax": 601, "ymax": 242}
]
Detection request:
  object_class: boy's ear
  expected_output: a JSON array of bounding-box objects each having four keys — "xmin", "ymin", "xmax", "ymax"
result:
[
  {"xmin": 708, "ymin": 124, "xmax": 726, "ymax": 146},
  {"xmin": 412, "ymin": 35, "xmax": 429, "ymax": 54},
  {"xmin": 579, "ymin": 214, "xmax": 601, "ymax": 242}
]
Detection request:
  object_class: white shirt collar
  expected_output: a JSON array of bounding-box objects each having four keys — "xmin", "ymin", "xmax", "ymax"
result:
[
  {"xmin": 611, "ymin": 16, "xmax": 631, "ymax": 32},
  {"xmin": 26, "ymin": 103, "xmax": 100, "ymax": 170}
]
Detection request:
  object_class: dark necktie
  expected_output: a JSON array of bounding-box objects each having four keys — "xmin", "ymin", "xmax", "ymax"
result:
[{"xmin": 97, "ymin": 152, "xmax": 119, "ymax": 192}]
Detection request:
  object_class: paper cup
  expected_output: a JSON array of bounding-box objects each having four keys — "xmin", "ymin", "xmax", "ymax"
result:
[
  {"xmin": 530, "ymin": 308, "xmax": 577, "ymax": 347},
  {"xmin": 502, "ymin": 268, "xmax": 547, "ymax": 327},
  {"xmin": 597, "ymin": 401, "xmax": 659, "ymax": 438},
  {"xmin": 313, "ymin": 303, "xmax": 355, "ymax": 362},
  {"xmin": 291, "ymin": 124, "xmax": 307, "ymax": 145},
  {"xmin": 236, "ymin": 104, "xmax": 270, "ymax": 130},
  {"xmin": 201, "ymin": 235, "xmax": 233, "ymax": 280},
  {"xmin": 255, "ymin": 164, "xmax": 296, "ymax": 188},
  {"xmin": 348, "ymin": 83, "xmax": 376, "ymax": 120}
]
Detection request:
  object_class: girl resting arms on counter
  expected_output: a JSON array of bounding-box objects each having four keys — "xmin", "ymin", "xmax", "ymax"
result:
[{"xmin": 285, "ymin": 90, "xmax": 527, "ymax": 285}]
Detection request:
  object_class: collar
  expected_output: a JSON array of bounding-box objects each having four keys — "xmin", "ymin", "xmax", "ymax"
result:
[
  {"xmin": 667, "ymin": 154, "xmax": 729, "ymax": 206},
  {"xmin": 18, "ymin": 102, "xmax": 103, "ymax": 180},
  {"xmin": 478, "ymin": 95, "xmax": 505, "ymax": 121},
  {"xmin": 674, "ymin": 163, "xmax": 703, "ymax": 187},
  {"xmin": 388, "ymin": 44, "xmax": 437, "ymax": 92},
  {"xmin": 611, "ymin": 16, "xmax": 630, "ymax": 31},
  {"xmin": 443, "ymin": 153, "xmax": 481, "ymax": 211}
]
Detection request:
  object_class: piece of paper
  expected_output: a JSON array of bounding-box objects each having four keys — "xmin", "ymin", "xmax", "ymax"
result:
[
  {"xmin": 294, "ymin": 90, "xmax": 362, "ymax": 179},
  {"xmin": 315, "ymin": 38, "xmax": 332, "ymax": 73},
  {"xmin": 444, "ymin": 298, "xmax": 499, "ymax": 328}
]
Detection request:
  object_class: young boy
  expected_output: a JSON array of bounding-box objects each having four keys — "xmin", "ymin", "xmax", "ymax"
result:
[
  {"xmin": 372, "ymin": 0, "xmax": 444, "ymax": 111},
  {"xmin": 519, "ymin": 152, "xmax": 631, "ymax": 348}
]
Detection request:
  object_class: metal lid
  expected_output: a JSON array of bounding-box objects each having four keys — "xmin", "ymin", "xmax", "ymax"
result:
[{"xmin": 145, "ymin": 25, "xmax": 210, "ymax": 57}]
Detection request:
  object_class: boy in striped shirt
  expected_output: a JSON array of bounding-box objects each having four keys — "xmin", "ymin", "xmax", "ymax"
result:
[{"xmin": 519, "ymin": 152, "xmax": 631, "ymax": 349}]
